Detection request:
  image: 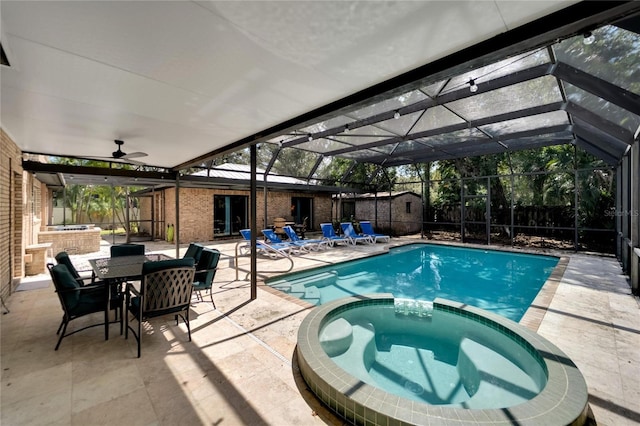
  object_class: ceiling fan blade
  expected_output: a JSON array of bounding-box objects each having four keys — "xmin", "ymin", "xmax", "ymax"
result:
[
  {"xmin": 124, "ymin": 158, "xmax": 146, "ymax": 166},
  {"xmin": 121, "ymin": 151, "xmax": 148, "ymax": 159}
]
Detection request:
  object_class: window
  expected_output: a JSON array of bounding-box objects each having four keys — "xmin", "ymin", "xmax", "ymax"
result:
[
  {"xmin": 406, "ymin": 202, "xmax": 411, "ymax": 213},
  {"xmin": 342, "ymin": 201, "xmax": 355, "ymax": 221}
]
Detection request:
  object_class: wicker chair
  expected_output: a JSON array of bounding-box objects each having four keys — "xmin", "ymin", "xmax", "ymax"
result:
[{"xmin": 125, "ymin": 258, "xmax": 195, "ymax": 357}]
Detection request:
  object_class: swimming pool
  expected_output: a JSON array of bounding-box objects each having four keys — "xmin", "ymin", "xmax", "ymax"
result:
[{"xmin": 268, "ymin": 243, "xmax": 559, "ymax": 321}]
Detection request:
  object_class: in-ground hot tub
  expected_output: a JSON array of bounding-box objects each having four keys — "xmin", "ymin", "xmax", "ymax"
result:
[
  {"xmin": 297, "ymin": 294, "xmax": 589, "ymax": 425},
  {"xmin": 38, "ymin": 224, "xmax": 102, "ymax": 255}
]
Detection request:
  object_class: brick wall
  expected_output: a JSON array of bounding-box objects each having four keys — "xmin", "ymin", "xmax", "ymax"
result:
[
  {"xmin": 354, "ymin": 193, "xmax": 423, "ymax": 235},
  {"xmin": 37, "ymin": 228, "xmax": 101, "ymax": 255},
  {"xmin": 1, "ymin": 130, "xmax": 48, "ymax": 298},
  {"xmin": 144, "ymin": 186, "xmax": 333, "ymax": 242},
  {"xmin": 1, "ymin": 130, "xmax": 24, "ymax": 299}
]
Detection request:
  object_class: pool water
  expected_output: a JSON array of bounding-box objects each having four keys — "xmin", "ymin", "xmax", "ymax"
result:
[
  {"xmin": 320, "ymin": 302, "xmax": 546, "ymax": 408},
  {"xmin": 268, "ymin": 243, "xmax": 559, "ymax": 321}
]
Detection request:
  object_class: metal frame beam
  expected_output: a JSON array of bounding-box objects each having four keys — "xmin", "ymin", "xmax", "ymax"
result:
[{"xmin": 553, "ymin": 62, "xmax": 640, "ymax": 116}]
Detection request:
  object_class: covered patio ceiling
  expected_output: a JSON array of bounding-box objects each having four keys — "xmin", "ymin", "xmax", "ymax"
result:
[{"xmin": 4, "ymin": 2, "xmax": 640, "ymax": 188}]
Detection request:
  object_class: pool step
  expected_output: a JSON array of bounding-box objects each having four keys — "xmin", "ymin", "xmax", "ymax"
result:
[
  {"xmin": 281, "ymin": 283, "xmax": 321, "ymax": 304},
  {"xmin": 335, "ymin": 271, "xmax": 377, "ymax": 285},
  {"xmin": 331, "ymin": 321, "xmax": 376, "ymax": 383},
  {"xmin": 270, "ymin": 271, "xmax": 337, "ymax": 294},
  {"xmin": 457, "ymin": 337, "xmax": 540, "ymax": 409}
]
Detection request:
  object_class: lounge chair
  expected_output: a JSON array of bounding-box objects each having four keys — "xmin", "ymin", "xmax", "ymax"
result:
[
  {"xmin": 320, "ymin": 223, "xmax": 352, "ymax": 247},
  {"xmin": 239, "ymin": 229, "xmax": 292, "ymax": 259},
  {"xmin": 359, "ymin": 221, "xmax": 390, "ymax": 243},
  {"xmin": 283, "ymin": 225, "xmax": 328, "ymax": 251},
  {"xmin": 341, "ymin": 223, "xmax": 374, "ymax": 244},
  {"xmin": 262, "ymin": 228, "xmax": 305, "ymax": 254}
]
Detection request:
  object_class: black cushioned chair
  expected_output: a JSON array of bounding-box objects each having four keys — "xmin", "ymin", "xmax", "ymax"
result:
[
  {"xmin": 48, "ymin": 263, "xmax": 109, "ymax": 350},
  {"xmin": 192, "ymin": 248, "xmax": 221, "ymax": 308},
  {"xmin": 125, "ymin": 258, "xmax": 195, "ymax": 357},
  {"xmin": 55, "ymin": 251, "xmax": 96, "ymax": 285},
  {"xmin": 110, "ymin": 244, "xmax": 145, "ymax": 257},
  {"xmin": 108, "ymin": 245, "xmax": 146, "ymax": 323},
  {"xmin": 183, "ymin": 243, "xmax": 204, "ymax": 263}
]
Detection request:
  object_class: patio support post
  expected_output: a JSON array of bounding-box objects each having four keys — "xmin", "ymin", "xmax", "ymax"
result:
[
  {"xmin": 510, "ymin": 174, "xmax": 515, "ymax": 247},
  {"xmin": 616, "ymin": 165, "xmax": 623, "ymax": 260},
  {"xmin": 62, "ymin": 186, "xmax": 67, "ymax": 225},
  {"xmin": 573, "ymin": 144, "xmax": 579, "ymax": 252},
  {"xmin": 250, "ymin": 144, "xmax": 257, "ymax": 300},
  {"xmin": 413, "ymin": 163, "xmax": 429, "ymax": 239},
  {"xmin": 151, "ymin": 188, "xmax": 155, "ymax": 240},
  {"xmin": 111, "ymin": 185, "xmax": 116, "ymax": 245},
  {"xmin": 631, "ymin": 138, "xmax": 639, "ymax": 295},
  {"xmin": 263, "ymin": 184, "xmax": 268, "ymax": 230},
  {"xmin": 388, "ymin": 187, "xmax": 392, "ymax": 232},
  {"xmin": 125, "ymin": 187, "xmax": 131, "ymax": 244},
  {"xmin": 175, "ymin": 174, "xmax": 180, "ymax": 258},
  {"xmin": 374, "ymin": 192, "xmax": 378, "ymax": 228},
  {"xmin": 487, "ymin": 176, "xmax": 491, "ymax": 245},
  {"xmin": 421, "ymin": 180, "xmax": 425, "ymax": 238},
  {"xmin": 460, "ymin": 176, "xmax": 465, "ymax": 242}
]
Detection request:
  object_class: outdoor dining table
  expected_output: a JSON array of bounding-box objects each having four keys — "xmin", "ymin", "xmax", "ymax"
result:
[
  {"xmin": 89, "ymin": 253, "xmax": 173, "ymax": 282},
  {"xmin": 89, "ymin": 253, "xmax": 174, "ymax": 332}
]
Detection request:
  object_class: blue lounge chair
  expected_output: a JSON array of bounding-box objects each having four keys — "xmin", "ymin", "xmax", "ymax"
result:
[
  {"xmin": 320, "ymin": 223, "xmax": 352, "ymax": 247},
  {"xmin": 283, "ymin": 226, "xmax": 328, "ymax": 251},
  {"xmin": 262, "ymin": 229, "xmax": 305, "ymax": 254},
  {"xmin": 341, "ymin": 223, "xmax": 374, "ymax": 245},
  {"xmin": 239, "ymin": 229, "xmax": 292, "ymax": 258},
  {"xmin": 359, "ymin": 221, "xmax": 390, "ymax": 243}
]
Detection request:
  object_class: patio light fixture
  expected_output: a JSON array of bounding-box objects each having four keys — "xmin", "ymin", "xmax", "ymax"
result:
[
  {"xmin": 583, "ymin": 31, "xmax": 595, "ymax": 45},
  {"xmin": 469, "ymin": 78, "xmax": 478, "ymax": 93}
]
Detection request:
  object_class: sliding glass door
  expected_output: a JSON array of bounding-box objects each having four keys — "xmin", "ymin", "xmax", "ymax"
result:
[{"xmin": 213, "ymin": 195, "xmax": 247, "ymax": 236}]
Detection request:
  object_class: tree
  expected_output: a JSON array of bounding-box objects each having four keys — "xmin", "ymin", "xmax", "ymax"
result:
[{"xmin": 49, "ymin": 157, "xmax": 142, "ymax": 240}]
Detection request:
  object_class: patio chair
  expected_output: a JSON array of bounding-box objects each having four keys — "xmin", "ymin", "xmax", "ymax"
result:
[
  {"xmin": 57, "ymin": 252, "xmax": 123, "ymax": 324},
  {"xmin": 47, "ymin": 263, "xmax": 110, "ymax": 350},
  {"xmin": 183, "ymin": 242, "xmax": 204, "ymax": 263},
  {"xmin": 359, "ymin": 221, "xmax": 390, "ymax": 243},
  {"xmin": 239, "ymin": 229, "xmax": 292, "ymax": 259},
  {"xmin": 125, "ymin": 258, "xmax": 195, "ymax": 358},
  {"xmin": 320, "ymin": 223, "xmax": 352, "ymax": 247},
  {"xmin": 192, "ymin": 248, "xmax": 221, "ymax": 308},
  {"xmin": 262, "ymin": 228, "xmax": 305, "ymax": 254},
  {"xmin": 283, "ymin": 225, "xmax": 327, "ymax": 251},
  {"xmin": 110, "ymin": 243, "xmax": 145, "ymax": 257},
  {"xmin": 55, "ymin": 251, "xmax": 96, "ymax": 285},
  {"xmin": 341, "ymin": 223, "xmax": 374, "ymax": 245}
]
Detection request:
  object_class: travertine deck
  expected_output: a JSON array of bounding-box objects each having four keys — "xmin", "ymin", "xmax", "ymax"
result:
[{"xmin": 1, "ymin": 236, "xmax": 638, "ymax": 425}]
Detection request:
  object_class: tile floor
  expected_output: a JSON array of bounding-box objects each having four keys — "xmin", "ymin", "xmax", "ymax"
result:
[{"xmin": 1, "ymin": 237, "xmax": 638, "ymax": 425}]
